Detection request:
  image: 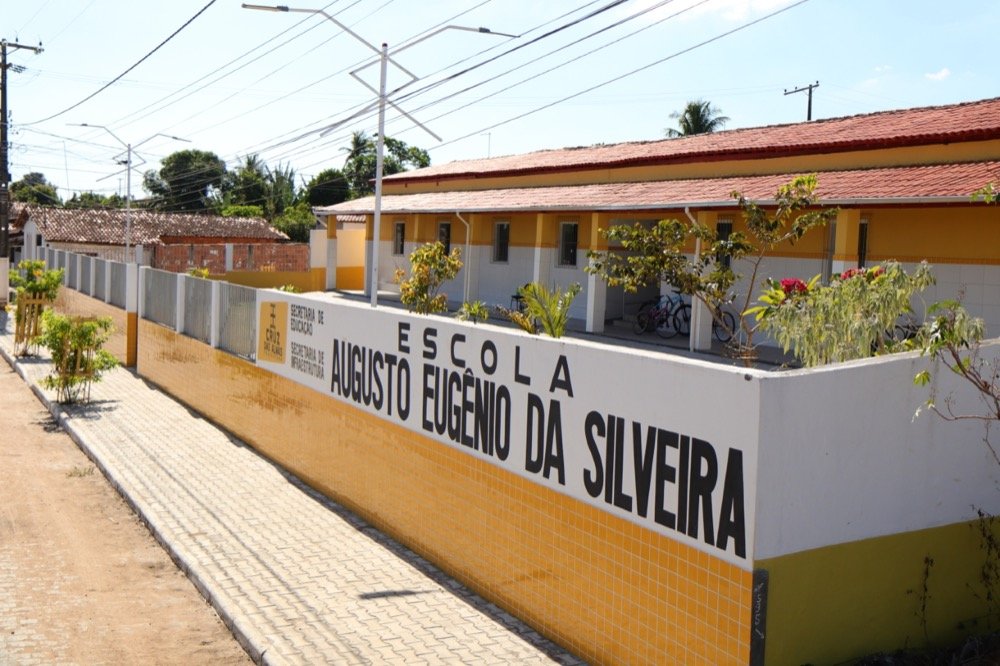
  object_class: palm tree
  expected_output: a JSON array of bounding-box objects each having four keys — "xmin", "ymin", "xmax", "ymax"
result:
[
  {"xmin": 342, "ymin": 130, "xmax": 372, "ymax": 164},
  {"xmin": 665, "ymin": 100, "xmax": 730, "ymax": 137}
]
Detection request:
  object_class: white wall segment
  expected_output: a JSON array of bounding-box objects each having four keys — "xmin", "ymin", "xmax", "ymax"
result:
[
  {"xmin": 753, "ymin": 342, "xmax": 1000, "ymax": 560},
  {"xmin": 256, "ymin": 292, "xmax": 762, "ymax": 569}
]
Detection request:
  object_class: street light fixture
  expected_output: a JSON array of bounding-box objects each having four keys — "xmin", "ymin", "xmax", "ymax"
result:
[
  {"xmin": 70, "ymin": 124, "xmax": 189, "ymax": 262},
  {"xmin": 243, "ymin": 3, "xmax": 515, "ymax": 307}
]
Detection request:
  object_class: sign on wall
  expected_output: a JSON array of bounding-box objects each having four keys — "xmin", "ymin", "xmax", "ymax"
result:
[{"xmin": 256, "ymin": 295, "xmax": 759, "ymax": 569}]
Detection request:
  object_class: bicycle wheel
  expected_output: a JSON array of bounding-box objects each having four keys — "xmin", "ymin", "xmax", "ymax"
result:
[
  {"xmin": 633, "ymin": 311, "xmax": 651, "ymax": 335},
  {"xmin": 654, "ymin": 310, "xmax": 677, "ymax": 338},
  {"xmin": 673, "ymin": 304, "xmax": 692, "ymax": 336},
  {"xmin": 714, "ymin": 310, "xmax": 736, "ymax": 343}
]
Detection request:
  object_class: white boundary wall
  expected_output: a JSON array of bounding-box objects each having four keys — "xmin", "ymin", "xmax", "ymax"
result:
[
  {"xmin": 256, "ymin": 292, "xmax": 761, "ymax": 570},
  {"xmin": 755, "ymin": 342, "xmax": 1000, "ymax": 560}
]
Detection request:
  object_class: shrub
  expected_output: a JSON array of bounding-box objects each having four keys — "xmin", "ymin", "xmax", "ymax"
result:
[
  {"xmin": 10, "ymin": 259, "xmax": 63, "ymax": 300},
  {"xmin": 394, "ymin": 241, "xmax": 462, "ymax": 314},
  {"xmin": 519, "ymin": 282, "xmax": 581, "ymax": 338},
  {"xmin": 35, "ymin": 311, "xmax": 118, "ymax": 403},
  {"xmin": 456, "ymin": 300, "xmax": 489, "ymax": 324}
]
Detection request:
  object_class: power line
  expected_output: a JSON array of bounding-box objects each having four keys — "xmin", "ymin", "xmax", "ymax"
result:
[
  {"xmin": 23, "ymin": 0, "xmax": 221, "ymax": 125},
  {"xmin": 433, "ymin": 0, "xmax": 811, "ymax": 151}
]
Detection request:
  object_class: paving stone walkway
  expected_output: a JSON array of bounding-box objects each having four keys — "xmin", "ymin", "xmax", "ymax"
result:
[{"xmin": 0, "ymin": 312, "xmax": 581, "ymax": 665}]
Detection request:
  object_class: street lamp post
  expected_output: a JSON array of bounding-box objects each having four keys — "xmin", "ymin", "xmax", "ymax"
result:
[
  {"xmin": 243, "ymin": 3, "xmax": 515, "ymax": 306},
  {"xmin": 71, "ymin": 125, "xmax": 188, "ymax": 262}
]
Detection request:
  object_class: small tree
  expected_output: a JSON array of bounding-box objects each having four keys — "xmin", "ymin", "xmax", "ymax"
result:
[
  {"xmin": 587, "ymin": 175, "xmax": 837, "ymax": 361},
  {"xmin": 395, "ymin": 241, "xmax": 462, "ymax": 314},
  {"xmin": 36, "ymin": 311, "xmax": 118, "ymax": 403}
]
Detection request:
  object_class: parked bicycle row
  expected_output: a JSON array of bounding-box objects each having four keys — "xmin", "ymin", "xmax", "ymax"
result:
[{"xmin": 632, "ymin": 291, "xmax": 737, "ymax": 343}]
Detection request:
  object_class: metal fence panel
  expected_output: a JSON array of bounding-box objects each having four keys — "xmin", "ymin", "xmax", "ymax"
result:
[
  {"xmin": 109, "ymin": 261, "xmax": 127, "ymax": 308},
  {"xmin": 142, "ymin": 268, "xmax": 178, "ymax": 328},
  {"xmin": 93, "ymin": 259, "xmax": 107, "ymax": 302},
  {"xmin": 217, "ymin": 282, "xmax": 256, "ymax": 360},
  {"xmin": 67, "ymin": 253, "xmax": 79, "ymax": 290},
  {"xmin": 183, "ymin": 276, "xmax": 213, "ymax": 344},
  {"xmin": 80, "ymin": 256, "xmax": 92, "ymax": 295}
]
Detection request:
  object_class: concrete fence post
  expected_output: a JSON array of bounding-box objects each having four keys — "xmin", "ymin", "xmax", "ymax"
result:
[
  {"xmin": 127, "ymin": 264, "xmax": 141, "ymax": 367},
  {"xmin": 176, "ymin": 273, "xmax": 186, "ymax": 335},
  {"xmin": 0, "ymin": 258, "xmax": 9, "ymax": 306},
  {"xmin": 210, "ymin": 279, "xmax": 221, "ymax": 349}
]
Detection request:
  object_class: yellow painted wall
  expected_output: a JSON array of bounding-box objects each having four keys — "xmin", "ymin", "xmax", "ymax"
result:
[
  {"xmin": 866, "ymin": 205, "xmax": 1000, "ymax": 265},
  {"xmin": 758, "ymin": 518, "xmax": 995, "ymax": 665},
  {"xmin": 136, "ymin": 322, "xmax": 753, "ymax": 665},
  {"xmin": 335, "ymin": 267, "xmax": 364, "ymax": 290},
  {"xmin": 337, "ymin": 228, "xmax": 366, "ymax": 267},
  {"xmin": 383, "ymin": 140, "xmax": 1000, "ymax": 194},
  {"xmin": 54, "ymin": 288, "xmax": 133, "ymax": 366},
  {"xmin": 221, "ymin": 269, "xmax": 325, "ymax": 293}
]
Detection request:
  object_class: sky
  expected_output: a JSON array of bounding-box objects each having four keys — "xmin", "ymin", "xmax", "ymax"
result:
[{"xmin": 3, "ymin": 0, "xmax": 998, "ymax": 202}]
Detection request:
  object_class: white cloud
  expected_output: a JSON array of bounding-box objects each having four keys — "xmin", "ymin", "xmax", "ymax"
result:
[{"xmin": 925, "ymin": 67, "xmax": 951, "ymax": 81}]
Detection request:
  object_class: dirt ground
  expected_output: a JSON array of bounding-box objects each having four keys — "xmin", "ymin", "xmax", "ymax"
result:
[{"xmin": 0, "ymin": 361, "xmax": 251, "ymax": 665}]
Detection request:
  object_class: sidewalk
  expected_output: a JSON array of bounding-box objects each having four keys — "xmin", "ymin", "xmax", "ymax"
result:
[{"xmin": 0, "ymin": 312, "xmax": 580, "ymax": 666}]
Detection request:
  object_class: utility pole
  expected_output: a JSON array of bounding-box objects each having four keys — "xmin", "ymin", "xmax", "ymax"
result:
[
  {"xmin": 784, "ymin": 81, "xmax": 819, "ymax": 121},
  {"xmin": 1, "ymin": 39, "xmax": 44, "ymax": 259}
]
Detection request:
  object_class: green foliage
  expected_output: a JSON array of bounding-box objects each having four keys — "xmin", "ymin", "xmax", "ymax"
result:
[
  {"xmin": 11, "ymin": 172, "xmax": 61, "ymax": 205},
  {"xmin": 588, "ymin": 175, "xmax": 836, "ymax": 359},
  {"xmin": 220, "ymin": 204, "xmax": 265, "ymax": 218},
  {"xmin": 394, "ymin": 241, "xmax": 462, "ymax": 315},
  {"xmin": 35, "ymin": 311, "xmax": 118, "ymax": 403},
  {"xmin": 748, "ymin": 262, "xmax": 935, "ymax": 366},
  {"xmin": 456, "ymin": 300, "xmax": 489, "ymax": 324},
  {"xmin": 10, "ymin": 260, "xmax": 63, "ymax": 300},
  {"xmin": 912, "ymin": 300, "xmax": 997, "ymax": 442},
  {"xmin": 666, "ymin": 100, "xmax": 729, "ymax": 137},
  {"xmin": 65, "ymin": 191, "xmax": 125, "ymax": 209},
  {"xmin": 271, "ymin": 201, "xmax": 316, "ymax": 242},
  {"xmin": 276, "ymin": 284, "xmax": 299, "ymax": 293},
  {"xmin": 974, "ymin": 182, "xmax": 997, "ymax": 204},
  {"xmin": 222, "ymin": 154, "xmax": 269, "ymax": 211},
  {"xmin": 497, "ymin": 306, "xmax": 537, "ymax": 334},
  {"xmin": 342, "ymin": 132, "xmax": 431, "ymax": 199},
  {"xmin": 143, "ymin": 149, "xmax": 226, "ymax": 212},
  {"xmin": 305, "ymin": 168, "xmax": 349, "ymax": 206},
  {"xmin": 187, "ymin": 267, "xmax": 210, "ymax": 278},
  {"xmin": 519, "ymin": 282, "xmax": 581, "ymax": 338}
]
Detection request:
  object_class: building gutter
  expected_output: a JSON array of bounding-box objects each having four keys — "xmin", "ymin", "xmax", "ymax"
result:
[
  {"xmin": 685, "ymin": 206, "xmax": 701, "ymax": 354},
  {"xmin": 320, "ymin": 195, "xmax": 975, "ymax": 217},
  {"xmin": 455, "ymin": 212, "xmax": 472, "ymax": 304}
]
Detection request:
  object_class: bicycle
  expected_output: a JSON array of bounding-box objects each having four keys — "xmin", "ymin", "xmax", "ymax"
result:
[
  {"xmin": 663, "ymin": 300, "xmax": 737, "ymax": 343},
  {"xmin": 710, "ymin": 306, "xmax": 737, "ymax": 343},
  {"xmin": 633, "ymin": 291, "xmax": 688, "ymax": 338}
]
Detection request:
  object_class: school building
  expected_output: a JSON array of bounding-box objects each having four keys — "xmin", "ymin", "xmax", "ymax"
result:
[{"xmin": 316, "ymin": 96, "xmax": 1000, "ymax": 346}]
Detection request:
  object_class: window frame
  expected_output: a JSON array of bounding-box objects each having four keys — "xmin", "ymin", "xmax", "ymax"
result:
[
  {"xmin": 716, "ymin": 218, "xmax": 734, "ymax": 270},
  {"xmin": 492, "ymin": 220, "xmax": 510, "ymax": 263},
  {"xmin": 436, "ymin": 221, "xmax": 452, "ymax": 255},
  {"xmin": 393, "ymin": 221, "xmax": 406, "ymax": 256},
  {"xmin": 558, "ymin": 221, "xmax": 579, "ymax": 267}
]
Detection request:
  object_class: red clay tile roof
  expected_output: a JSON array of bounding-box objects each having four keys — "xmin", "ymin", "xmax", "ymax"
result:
[
  {"xmin": 23, "ymin": 207, "xmax": 288, "ymax": 245},
  {"xmin": 322, "ymin": 162, "xmax": 1000, "ymax": 215},
  {"xmin": 387, "ymin": 97, "xmax": 1000, "ymax": 183}
]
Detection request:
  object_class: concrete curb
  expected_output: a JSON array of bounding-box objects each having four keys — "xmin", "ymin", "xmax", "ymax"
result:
[{"xmin": 0, "ymin": 345, "xmax": 267, "ymax": 665}]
